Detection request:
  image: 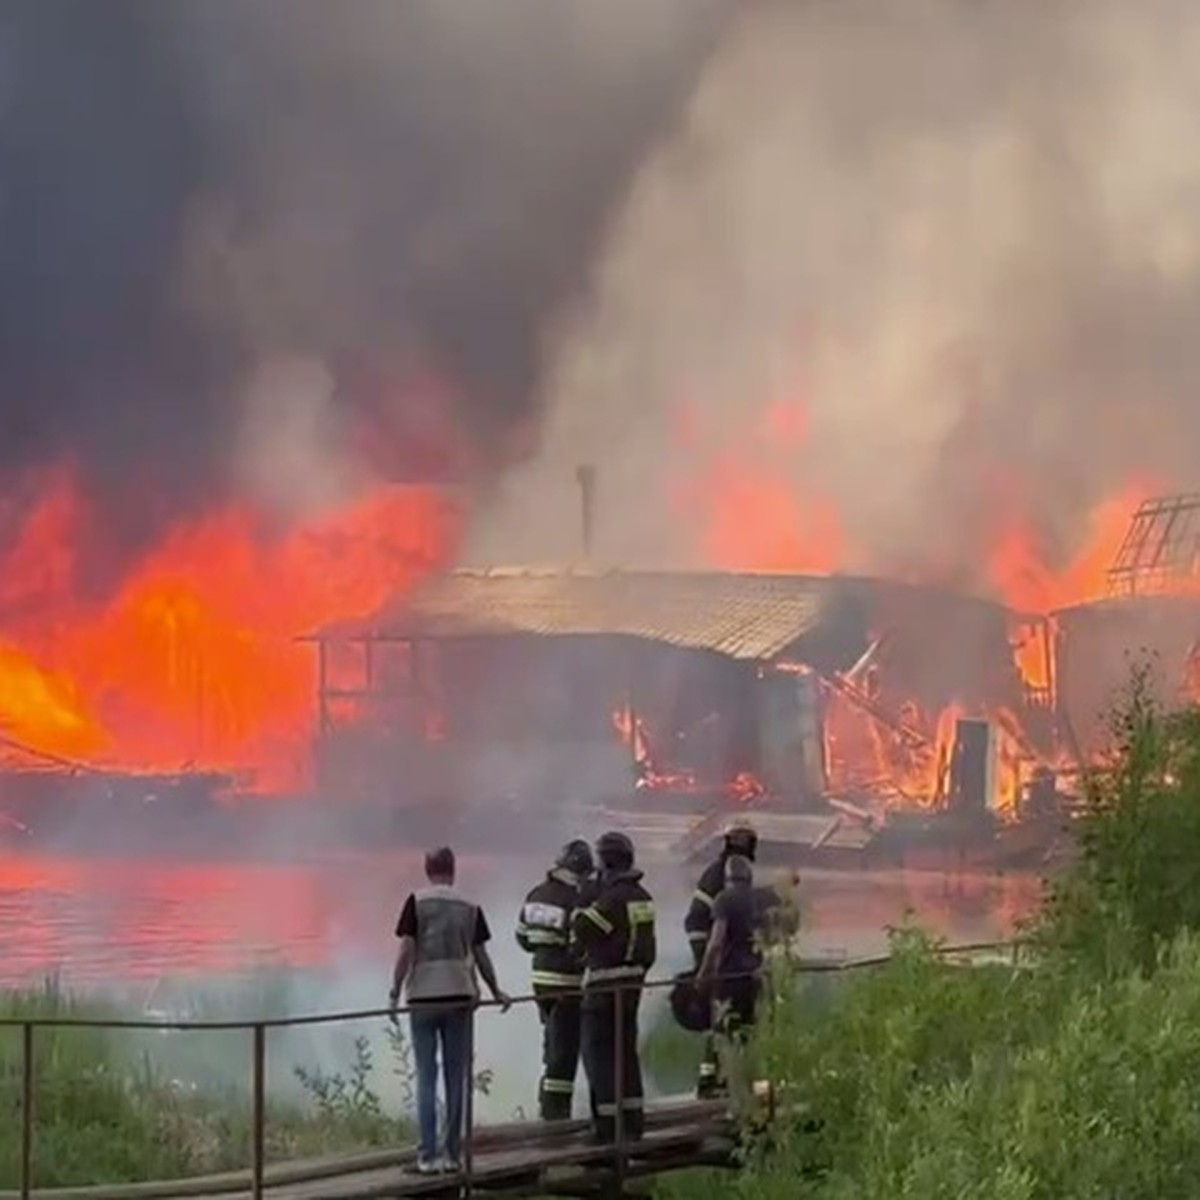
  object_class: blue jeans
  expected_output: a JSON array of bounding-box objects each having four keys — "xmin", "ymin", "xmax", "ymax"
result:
[{"xmin": 409, "ymin": 1002, "xmax": 473, "ymax": 1162}]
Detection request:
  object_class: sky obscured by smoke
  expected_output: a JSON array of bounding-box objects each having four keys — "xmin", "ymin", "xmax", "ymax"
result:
[
  {"xmin": 469, "ymin": 0, "xmax": 1200, "ymax": 592},
  {"xmin": 0, "ymin": 0, "xmax": 724, "ymax": 533}
]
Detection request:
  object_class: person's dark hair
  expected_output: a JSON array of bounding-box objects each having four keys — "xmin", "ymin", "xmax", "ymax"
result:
[{"xmin": 425, "ymin": 846, "xmax": 456, "ymax": 880}]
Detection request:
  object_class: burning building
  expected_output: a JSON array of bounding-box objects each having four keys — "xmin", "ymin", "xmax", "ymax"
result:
[
  {"xmin": 0, "ymin": 486, "xmax": 1197, "ymax": 869},
  {"xmin": 1052, "ymin": 494, "xmax": 1200, "ymax": 758},
  {"xmin": 304, "ymin": 565, "xmax": 1061, "ymax": 864},
  {"xmin": 7, "ymin": 2, "xmax": 1200, "ymax": 870}
]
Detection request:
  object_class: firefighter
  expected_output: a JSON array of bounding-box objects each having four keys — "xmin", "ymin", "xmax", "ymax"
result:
[
  {"xmin": 515, "ymin": 839, "xmax": 595, "ymax": 1121},
  {"xmin": 697, "ymin": 854, "xmax": 775, "ymax": 1011},
  {"xmin": 572, "ymin": 830, "xmax": 657, "ymax": 1144},
  {"xmin": 684, "ymin": 818, "xmax": 758, "ymax": 1097}
]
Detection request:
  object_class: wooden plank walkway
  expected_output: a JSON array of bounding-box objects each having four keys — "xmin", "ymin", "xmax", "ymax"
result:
[{"xmin": 2, "ymin": 1099, "xmax": 735, "ymax": 1200}]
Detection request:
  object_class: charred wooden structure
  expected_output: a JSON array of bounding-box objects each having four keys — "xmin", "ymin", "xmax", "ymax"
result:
[
  {"xmin": 1050, "ymin": 493, "xmax": 1200, "ymax": 759},
  {"xmin": 302, "ymin": 568, "xmax": 1057, "ymax": 858}
]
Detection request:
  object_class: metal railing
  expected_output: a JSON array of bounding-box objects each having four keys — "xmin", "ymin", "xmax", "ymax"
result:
[{"xmin": 0, "ymin": 939, "xmax": 1021, "ymax": 1198}]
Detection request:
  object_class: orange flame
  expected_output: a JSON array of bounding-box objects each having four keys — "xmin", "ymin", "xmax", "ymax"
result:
[
  {"xmin": 0, "ymin": 467, "xmax": 462, "ymax": 789},
  {"xmin": 672, "ymin": 397, "xmax": 845, "ymax": 575},
  {"xmin": 611, "ymin": 703, "xmax": 650, "ymax": 767},
  {"xmin": 987, "ymin": 482, "xmax": 1156, "ymax": 613}
]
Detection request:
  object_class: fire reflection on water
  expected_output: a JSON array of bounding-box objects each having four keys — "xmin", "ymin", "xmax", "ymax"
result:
[{"xmin": 0, "ymin": 851, "xmax": 1041, "ymax": 990}]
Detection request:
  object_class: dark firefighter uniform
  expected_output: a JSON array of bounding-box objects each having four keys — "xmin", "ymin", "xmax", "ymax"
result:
[
  {"xmin": 572, "ymin": 831, "xmax": 656, "ymax": 1143},
  {"xmin": 516, "ymin": 840, "xmax": 596, "ymax": 1121},
  {"xmin": 684, "ymin": 821, "xmax": 757, "ymax": 1098}
]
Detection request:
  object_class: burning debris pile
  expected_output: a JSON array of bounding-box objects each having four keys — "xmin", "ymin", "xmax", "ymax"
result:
[{"xmin": 611, "ymin": 702, "xmax": 766, "ymax": 804}]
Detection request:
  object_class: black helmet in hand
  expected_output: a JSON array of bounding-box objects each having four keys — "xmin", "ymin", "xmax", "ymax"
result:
[{"xmin": 669, "ymin": 970, "xmax": 711, "ymax": 1033}]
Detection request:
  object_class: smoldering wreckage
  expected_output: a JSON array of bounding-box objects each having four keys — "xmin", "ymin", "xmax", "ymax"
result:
[{"xmin": 3, "ymin": 485, "xmax": 1200, "ymax": 875}]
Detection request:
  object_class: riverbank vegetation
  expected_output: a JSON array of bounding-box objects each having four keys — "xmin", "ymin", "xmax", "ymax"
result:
[
  {"xmin": 0, "ymin": 980, "xmax": 422, "ymax": 1186},
  {"xmin": 659, "ymin": 663, "xmax": 1200, "ymax": 1200},
  {"xmin": 2, "ymin": 662, "xmax": 1193, "ymax": 1192}
]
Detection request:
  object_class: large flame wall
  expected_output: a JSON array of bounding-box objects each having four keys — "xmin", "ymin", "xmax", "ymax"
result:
[{"xmin": 0, "ymin": 467, "xmax": 462, "ymax": 790}]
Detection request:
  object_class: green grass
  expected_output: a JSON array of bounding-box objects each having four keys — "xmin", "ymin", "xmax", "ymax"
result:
[{"xmin": 0, "ymin": 978, "xmax": 417, "ymax": 1187}]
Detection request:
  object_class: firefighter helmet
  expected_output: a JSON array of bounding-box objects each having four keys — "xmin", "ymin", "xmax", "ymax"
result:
[
  {"xmin": 595, "ymin": 830, "xmax": 634, "ymax": 871},
  {"xmin": 556, "ymin": 838, "xmax": 594, "ymax": 877},
  {"xmin": 723, "ymin": 818, "xmax": 758, "ymax": 859}
]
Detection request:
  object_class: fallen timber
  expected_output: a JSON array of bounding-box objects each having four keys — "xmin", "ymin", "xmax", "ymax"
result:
[{"xmin": 0, "ymin": 1099, "xmax": 736, "ymax": 1200}]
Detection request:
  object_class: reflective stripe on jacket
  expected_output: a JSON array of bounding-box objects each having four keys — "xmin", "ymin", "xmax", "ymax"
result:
[
  {"xmin": 516, "ymin": 867, "xmax": 591, "ymax": 992},
  {"xmin": 572, "ymin": 869, "xmax": 656, "ymax": 992},
  {"xmin": 683, "ymin": 855, "xmax": 730, "ymax": 950}
]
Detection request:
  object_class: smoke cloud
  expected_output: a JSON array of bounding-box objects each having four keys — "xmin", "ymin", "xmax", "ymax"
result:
[
  {"xmin": 468, "ymin": 0, "xmax": 1200, "ymax": 593},
  {"xmin": 0, "ymin": 0, "xmax": 725, "ymax": 534}
]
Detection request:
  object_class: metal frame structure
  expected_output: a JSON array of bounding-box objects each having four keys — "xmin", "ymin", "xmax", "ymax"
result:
[
  {"xmin": 1, "ymin": 944, "xmax": 1022, "ymax": 1199},
  {"xmin": 1106, "ymin": 494, "xmax": 1200, "ymax": 598}
]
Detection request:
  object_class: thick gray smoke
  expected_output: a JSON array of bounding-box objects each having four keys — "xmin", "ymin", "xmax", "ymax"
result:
[
  {"xmin": 0, "ymin": 0, "xmax": 725, "ymax": 542},
  {"xmin": 469, "ymin": 0, "xmax": 1200, "ymax": 595}
]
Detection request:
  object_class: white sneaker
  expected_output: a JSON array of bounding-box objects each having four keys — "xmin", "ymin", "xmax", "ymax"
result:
[
  {"xmin": 443, "ymin": 1157, "xmax": 462, "ymax": 1174},
  {"xmin": 414, "ymin": 1157, "xmax": 440, "ymax": 1175}
]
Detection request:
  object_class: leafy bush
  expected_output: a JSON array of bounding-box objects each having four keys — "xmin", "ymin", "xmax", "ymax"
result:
[
  {"xmin": 1035, "ymin": 659, "xmax": 1200, "ymax": 977},
  {"xmin": 658, "ymin": 666, "xmax": 1200, "ymax": 1199}
]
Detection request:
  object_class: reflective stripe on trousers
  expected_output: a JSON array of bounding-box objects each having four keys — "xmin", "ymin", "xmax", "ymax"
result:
[
  {"xmin": 596, "ymin": 1097, "xmax": 644, "ymax": 1116},
  {"xmin": 537, "ymin": 993, "xmax": 583, "ymax": 1121},
  {"xmin": 581, "ymin": 985, "xmax": 644, "ymax": 1139}
]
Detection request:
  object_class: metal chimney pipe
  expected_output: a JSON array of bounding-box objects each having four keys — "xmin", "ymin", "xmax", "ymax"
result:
[{"xmin": 576, "ymin": 464, "xmax": 596, "ymax": 561}]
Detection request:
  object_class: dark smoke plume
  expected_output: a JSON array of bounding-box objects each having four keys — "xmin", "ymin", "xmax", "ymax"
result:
[
  {"xmin": 472, "ymin": 0, "xmax": 1200, "ymax": 599},
  {"xmin": 0, "ymin": 0, "xmax": 725, "ymax": 528}
]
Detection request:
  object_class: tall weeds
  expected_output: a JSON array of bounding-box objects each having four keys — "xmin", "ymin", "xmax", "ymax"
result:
[{"xmin": 0, "ymin": 979, "xmax": 416, "ymax": 1187}]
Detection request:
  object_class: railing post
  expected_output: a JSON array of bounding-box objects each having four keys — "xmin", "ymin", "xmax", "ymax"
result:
[
  {"xmin": 20, "ymin": 1022, "xmax": 33, "ymax": 1200},
  {"xmin": 612, "ymin": 982, "xmax": 626, "ymax": 1189},
  {"xmin": 463, "ymin": 1000, "xmax": 476, "ymax": 1198},
  {"xmin": 251, "ymin": 1023, "xmax": 266, "ymax": 1200}
]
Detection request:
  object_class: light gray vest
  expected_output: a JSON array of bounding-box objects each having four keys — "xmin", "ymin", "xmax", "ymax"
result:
[{"xmin": 406, "ymin": 884, "xmax": 480, "ymax": 1002}]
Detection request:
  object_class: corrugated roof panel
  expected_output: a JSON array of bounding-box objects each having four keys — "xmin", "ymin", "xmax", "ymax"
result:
[{"xmin": 314, "ymin": 568, "xmax": 834, "ymax": 661}]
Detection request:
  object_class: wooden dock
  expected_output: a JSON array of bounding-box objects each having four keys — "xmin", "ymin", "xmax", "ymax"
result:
[{"xmin": 1, "ymin": 1099, "xmax": 735, "ymax": 1200}]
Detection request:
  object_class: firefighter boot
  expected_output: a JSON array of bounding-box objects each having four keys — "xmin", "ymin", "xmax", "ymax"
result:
[{"xmin": 696, "ymin": 1033, "xmax": 724, "ymax": 1099}]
